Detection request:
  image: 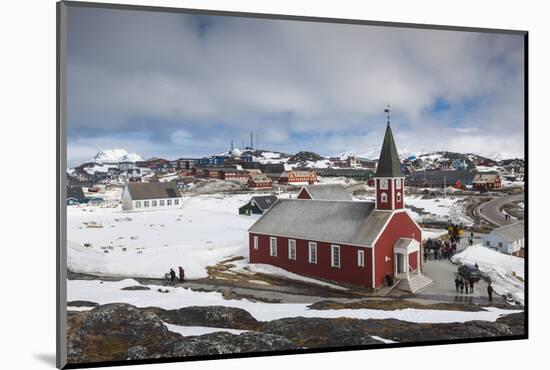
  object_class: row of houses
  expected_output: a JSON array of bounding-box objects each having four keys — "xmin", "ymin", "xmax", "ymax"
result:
[{"xmin": 405, "ymin": 170, "xmax": 502, "ymax": 190}]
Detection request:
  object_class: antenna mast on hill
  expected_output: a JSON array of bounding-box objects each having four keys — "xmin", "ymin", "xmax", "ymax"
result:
[{"xmin": 250, "ymin": 132, "xmax": 253, "ymax": 149}]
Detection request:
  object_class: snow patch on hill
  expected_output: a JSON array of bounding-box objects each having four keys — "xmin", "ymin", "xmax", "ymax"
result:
[{"xmin": 92, "ymin": 149, "xmax": 144, "ymax": 164}]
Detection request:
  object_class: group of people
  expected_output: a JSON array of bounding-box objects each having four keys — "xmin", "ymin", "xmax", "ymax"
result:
[
  {"xmin": 454, "ymin": 274, "xmax": 475, "ymax": 294},
  {"xmin": 423, "ymin": 238, "xmax": 457, "ymax": 261},
  {"xmin": 447, "ymin": 223, "xmax": 463, "ymax": 244},
  {"xmin": 167, "ymin": 266, "xmax": 185, "ymax": 284}
]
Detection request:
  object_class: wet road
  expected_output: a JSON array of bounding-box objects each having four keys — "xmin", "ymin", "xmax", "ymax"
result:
[{"xmin": 475, "ymin": 193, "xmax": 524, "ymax": 227}]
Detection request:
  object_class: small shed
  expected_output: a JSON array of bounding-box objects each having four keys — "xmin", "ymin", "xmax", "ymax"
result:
[{"xmin": 239, "ymin": 195, "xmax": 278, "ymax": 216}]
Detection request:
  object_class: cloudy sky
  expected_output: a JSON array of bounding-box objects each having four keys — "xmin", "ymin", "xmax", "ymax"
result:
[{"xmin": 66, "ymin": 6, "xmax": 525, "ymax": 166}]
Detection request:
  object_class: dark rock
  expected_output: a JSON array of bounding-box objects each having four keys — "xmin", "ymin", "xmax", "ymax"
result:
[
  {"xmin": 126, "ymin": 346, "xmax": 149, "ymax": 360},
  {"xmin": 67, "ymin": 300, "xmax": 99, "ymax": 307},
  {"xmin": 495, "ymin": 312, "xmax": 525, "ymax": 335},
  {"xmin": 67, "ymin": 303, "xmax": 181, "ymax": 364},
  {"xmin": 157, "ymin": 306, "xmax": 261, "ymax": 330},
  {"xmin": 170, "ymin": 332, "xmax": 298, "ymax": 357},
  {"xmin": 121, "ymin": 285, "xmax": 151, "ymax": 291},
  {"xmin": 287, "ymin": 151, "xmax": 324, "ymax": 164},
  {"xmin": 261, "ymin": 317, "xmax": 383, "ymax": 348}
]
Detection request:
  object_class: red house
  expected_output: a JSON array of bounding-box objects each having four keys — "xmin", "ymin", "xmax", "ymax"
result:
[{"xmin": 248, "ymin": 120, "xmax": 431, "ymax": 291}]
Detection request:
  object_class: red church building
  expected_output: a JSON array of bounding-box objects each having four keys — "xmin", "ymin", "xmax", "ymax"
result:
[{"xmin": 248, "ymin": 116, "xmax": 431, "ymax": 292}]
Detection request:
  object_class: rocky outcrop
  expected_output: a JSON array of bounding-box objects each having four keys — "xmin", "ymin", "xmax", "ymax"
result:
[
  {"xmin": 261, "ymin": 317, "xmax": 383, "ymax": 348},
  {"xmin": 66, "ymin": 303, "xmax": 524, "ymax": 364},
  {"xmin": 67, "ymin": 303, "xmax": 181, "ymax": 363},
  {"xmin": 287, "ymin": 151, "xmax": 324, "ymax": 163},
  {"xmin": 153, "ymin": 305, "xmax": 261, "ymax": 330},
  {"xmin": 67, "ymin": 300, "xmax": 99, "ymax": 307},
  {"xmin": 170, "ymin": 332, "xmax": 298, "ymax": 357},
  {"xmin": 121, "ymin": 285, "xmax": 151, "ymax": 291}
]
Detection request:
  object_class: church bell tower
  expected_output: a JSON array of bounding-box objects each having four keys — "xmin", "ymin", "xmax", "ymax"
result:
[{"xmin": 374, "ymin": 106, "xmax": 404, "ymax": 211}]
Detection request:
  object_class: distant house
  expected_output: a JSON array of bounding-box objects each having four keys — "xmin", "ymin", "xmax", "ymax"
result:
[
  {"xmin": 118, "ymin": 161, "xmax": 136, "ymax": 172},
  {"xmin": 297, "ymin": 184, "xmax": 352, "ymax": 201},
  {"xmin": 121, "ymin": 182, "xmax": 182, "ymax": 211},
  {"xmin": 239, "ymin": 195, "xmax": 278, "ymax": 216},
  {"xmin": 278, "ymin": 170, "xmax": 317, "ymax": 185},
  {"xmin": 248, "ymin": 173, "xmax": 273, "ymax": 189},
  {"xmin": 473, "ymin": 173, "xmax": 502, "ymax": 190},
  {"xmin": 406, "ymin": 170, "xmax": 476, "ymax": 189},
  {"xmin": 219, "ymin": 168, "xmax": 250, "ymax": 183},
  {"xmin": 483, "ymin": 222, "xmax": 524, "ymax": 255},
  {"xmin": 67, "ymin": 186, "xmax": 87, "ymax": 205}
]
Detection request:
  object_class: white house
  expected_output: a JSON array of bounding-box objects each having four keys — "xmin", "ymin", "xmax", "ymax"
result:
[
  {"xmin": 482, "ymin": 222, "xmax": 524, "ymax": 255},
  {"xmin": 121, "ymin": 182, "xmax": 183, "ymax": 211}
]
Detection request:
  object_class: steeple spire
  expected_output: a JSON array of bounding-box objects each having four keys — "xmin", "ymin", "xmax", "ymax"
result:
[
  {"xmin": 375, "ymin": 106, "xmax": 402, "ymax": 177},
  {"xmin": 384, "ymin": 104, "xmax": 391, "ymax": 126}
]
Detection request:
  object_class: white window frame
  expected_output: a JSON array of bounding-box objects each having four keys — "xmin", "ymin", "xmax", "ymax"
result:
[
  {"xmin": 135, "ymin": 201, "xmax": 141, "ymax": 208},
  {"xmin": 143, "ymin": 201, "xmax": 150, "ymax": 207},
  {"xmin": 174, "ymin": 199, "xmax": 180, "ymax": 205},
  {"xmin": 270, "ymin": 237, "xmax": 277, "ymax": 257},
  {"xmin": 159, "ymin": 199, "xmax": 165, "ymax": 206},
  {"xmin": 308, "ymin": 242, "xmax": 317, "ymax": 264},
  {"xmin": 358, "ymin": 249, "xmax": 365, "ymax": 267},
  {"xmin": 253, "ymin": 236, "xmax": 259, "ymax": 251},
  {"xmin": 485, "ymin": 240, "xmax": 490, "ymax": 247},
  {"xmin": 288, "ymin": 239, "xmax": 296, "ymax": 260},
  {"xmin": 396, "ymin": 178, "xmax": 402, "ymax": 189},
  {"xmin": 381, "ymin": 192, "xmax": 388, "ymax": 203},
  {"xmin": 152, "ymin": 200, "xmax": 157, "ymax": 207},
  {"xmin": 167, "ymin": 199, "xmax": 172, "ymax": 206},
  {"xmin": 397, "ymin": 192, "xmax": 402, "ymax": 202},
  {"xmin": 331, "ymin": 245, "xmax": 341, "ymax": 268},
  {"xmin": 379, "ymin": 178, "xmax": 389, "ymax": 189}
]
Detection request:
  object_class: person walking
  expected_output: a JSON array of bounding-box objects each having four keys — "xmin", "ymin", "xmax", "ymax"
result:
[
  {"xmin": 459, "ymin": 279, "xmax": 464, "ymax": 294},
  {"xmin": 463, "ymin": 278, "xmax": 469, "ymax": 294},
  {"xmin": 454, "ymin": 275, "xmax": 460, "ymax": 293},
  {"xmin": 469, "ymin": 279, "xmax": 474, "ymax": 294},
  {"xmin": 487, "ymin": 284, "xmax": 493, "ymax": 302},
  {"xmin": 423, "ymin": 248, "xmax": 428, "ymax": 262},
  {"xmin": 178, "ymin": 266, "xmax": 185, "ymax": 283},
  {"xmin": 169, "ymin": 268, "xmax": 176, "ymax": 284}
]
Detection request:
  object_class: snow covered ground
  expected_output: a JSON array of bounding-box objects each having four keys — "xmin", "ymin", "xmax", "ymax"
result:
[
  {"xmin": 406, "ymin": 195, "xmax": 472, "ymax": 225},
  {"xmin": 67, "ymin": 279, "xmax": 521, "ymax": 324},
  {"xmin": 67, "ymin": 193, "xmax": 260, "ymax": 279},
  {"xmin": 68, "ymin": 191, "xmax": 468, "ymax": 280},
  {"xmin": 451, "ymin": 244, "xmax": 524, "ymax": 305},
  {"xmin": 235, "ymin": 262, "xmax": 348, "ymax": 290},
  {"xmin": 317, "ymin": 176, "xmax": 359, "ymax": 186},
  {"xmin": 165, "ymin": 324, "xmax": 247, "ymax": 336}
]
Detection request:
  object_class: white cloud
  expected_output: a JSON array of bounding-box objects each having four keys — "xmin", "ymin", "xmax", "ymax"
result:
[{"xmin": 66, "ymin": 7, "xmax": 525, "ymax": 160}]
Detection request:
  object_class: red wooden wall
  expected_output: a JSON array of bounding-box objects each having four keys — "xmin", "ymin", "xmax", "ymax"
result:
[
  {"xmin": 373, "ymin": 211, "xmax": 422, "ymax": 287},
  {"xmin": 249, "ymin": 233, "xmax": 373, "ymax": 287}
]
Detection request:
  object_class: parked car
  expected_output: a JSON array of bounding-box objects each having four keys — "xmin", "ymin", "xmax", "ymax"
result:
[{"xmin": 458, "ymin": 265, "xmax": 481, "ymax": 282}]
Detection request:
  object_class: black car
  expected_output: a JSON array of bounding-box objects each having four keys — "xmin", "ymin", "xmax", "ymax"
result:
[{"xmin": 458, "ymin": 265, "xmax": 481, "ymax": 282}]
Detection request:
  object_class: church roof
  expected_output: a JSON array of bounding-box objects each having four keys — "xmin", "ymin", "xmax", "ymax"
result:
[
  {"xmin": 375, "ymin": 123, "xmax": 403, "ymax": 178},
  {"xmin": 248, "ymin": 199, "xmax": 392, "ymax": 246},
  {"xmin": 301, "ymin": 184, "xmax": 353, "ymax": 201}
]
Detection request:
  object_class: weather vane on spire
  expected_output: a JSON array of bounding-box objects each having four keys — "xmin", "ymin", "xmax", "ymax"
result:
[{"xmin": 384, "ymin": 104, "xmax": 391, "ymax": 126}]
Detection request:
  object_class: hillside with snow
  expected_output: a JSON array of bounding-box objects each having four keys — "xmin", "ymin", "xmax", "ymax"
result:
[{"xmin": 92, "ymin": 149, "xmax": 144, "ymax": 164}]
